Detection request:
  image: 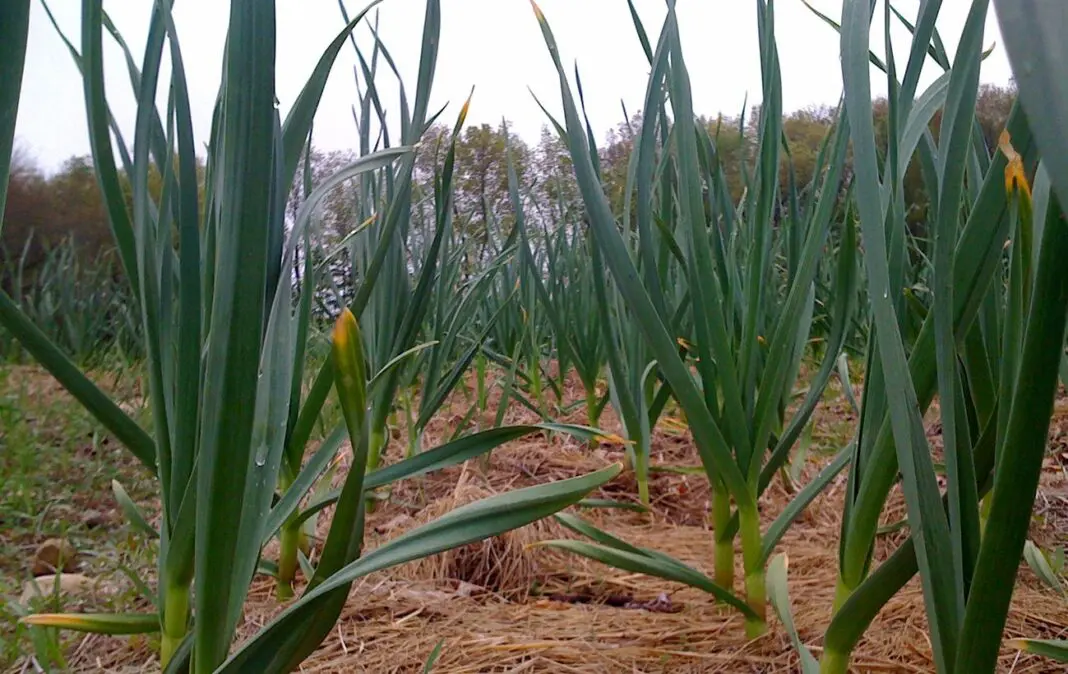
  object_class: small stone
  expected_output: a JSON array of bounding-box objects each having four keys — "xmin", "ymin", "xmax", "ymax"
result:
[
  {"xmin": 83, "ymin": 509, "xmax": 113, "ymax": 529},
  {"xmin": 20, "ymin": 573, "xmax": 92, "ymax": 605},
  {"xmin": 32, "ymin": 538, "xmax": 78, "ymax": 576}
]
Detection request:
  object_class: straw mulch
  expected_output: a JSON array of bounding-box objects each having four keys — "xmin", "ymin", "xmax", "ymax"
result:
[{"xmin": 59, "ymin": 374, "xmax": 1068, "ymax": 673}]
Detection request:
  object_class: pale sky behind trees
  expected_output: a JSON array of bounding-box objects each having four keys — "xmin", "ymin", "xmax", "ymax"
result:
[{"xmin": 14, "ymin": 1, "xmax": 1014, "ymax": 173}]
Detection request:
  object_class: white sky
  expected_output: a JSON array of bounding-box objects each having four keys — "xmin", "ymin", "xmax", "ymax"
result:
[{"xmin": 15, "ymin": 1, "xmax": 1014, "ymax": 174}]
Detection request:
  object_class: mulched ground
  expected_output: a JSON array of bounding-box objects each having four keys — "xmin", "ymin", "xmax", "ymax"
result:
[{"xmin": 11, "ymin": 370, "xmax": 1068, "ymax": 673}]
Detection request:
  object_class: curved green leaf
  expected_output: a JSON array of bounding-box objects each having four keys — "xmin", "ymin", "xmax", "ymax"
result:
[
  {"xmin": 364, "ymin": 423, "xmax": 603, "ymax": 490},
  {"xmin": 111, "ymin": 479, "xmax": 158, "ymax": 539},
  {"xmin": 1024, "ymin": 540, "xmax": 1067, "ymax": 597},
  {"xmin": 538, "ymin": 539, "xmax": 757, "ymax": 620},
  {"xmin": 284, "ymin": 423, "xmax": 611, "ymax": 529},
  {"xmin": 767, "ymin": 554, "xmax": 819, "ymax": 673},
  {"xmin": 218, "ymin": 464, "xmax": 623, "ymax": 672}
]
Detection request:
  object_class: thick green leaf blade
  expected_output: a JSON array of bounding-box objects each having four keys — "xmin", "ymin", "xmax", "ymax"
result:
[
  {"xmin": 264, "ymin": 308, "xmax": 374, "ymax": 670},
  {"xmin": 156, "ymin": 1, "xmax": 203, "ymax": 519},
  {"xmin": 553, "ymin": 512, "xmax": 657, "ymax": 558},
  {"xmin": 928, "ymin": 0, "xmax": 989, "ymax": 622},
  {"xmin": 0, "ymin": 0, "xmax": 30, "ymax": 230},
  {"xmin": 841, "ymin": 1, "xmax": 961, "ymax": 668},
  {"xmin": 836, "ymin": 100, "xmax": 1036, "ymax": 606},
  {"xmin": 824, "ymin": 410, "xmax": 1001, "ymax": 667},
  {"xmin": 956, "ymin": 192, "xmax": 1068, "ymax": 673},
  {"xmin": 192, "ymin": 2, "xmax": 278, "ymax": 668},
  {"xmin": 80, "ymin": 0, "xmax": 139, "ymax": 298},
  {"xmin": 286, "ymin": 423, "xmax": 610, "ymax": 526}
]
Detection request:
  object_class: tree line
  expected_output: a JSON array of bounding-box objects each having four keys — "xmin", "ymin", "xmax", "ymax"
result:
[{"xmin": 2, "ymin": 82, "xmax": 1015, "ymax": 299}]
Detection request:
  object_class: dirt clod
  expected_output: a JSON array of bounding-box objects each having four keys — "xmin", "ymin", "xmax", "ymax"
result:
[{"xmin": 31, "ymin": 537, "xmax": 78, "ymax": 576}]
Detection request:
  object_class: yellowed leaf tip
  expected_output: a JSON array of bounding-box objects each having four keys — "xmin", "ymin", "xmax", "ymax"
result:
[
  {"xmin": 459, "ymin": 91, "xmax": 474, "ymax": 126},
  {"xmin": 998, "ymin": 129, "xmax": 1017, "ymax": 160},
  {"xmin": 20, "ymin": 614, "xmax": 84, "ymax": 629},
  {"xmin": 998, "ymin": 130, "xmax": 1031, "ymax": 197},
  {"xmin": 333, "ymin": 308, "xmax": 357, "ymax": 347},
  {"xmin": 1005, "ymin": 156, "xmax": 1032, "ymax": 199},
  {"xmin": 595, "ymin": 433, "xmax": 634, "ymax": 446},
  {"xmin": 530, "ymin": 0, "xmax": 545, "ymax": 23}
]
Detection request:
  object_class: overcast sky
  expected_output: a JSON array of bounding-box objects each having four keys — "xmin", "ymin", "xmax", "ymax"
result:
[{"xmin": 15, "ymin": 1, "xmax": 1014, "ymax": 174}]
